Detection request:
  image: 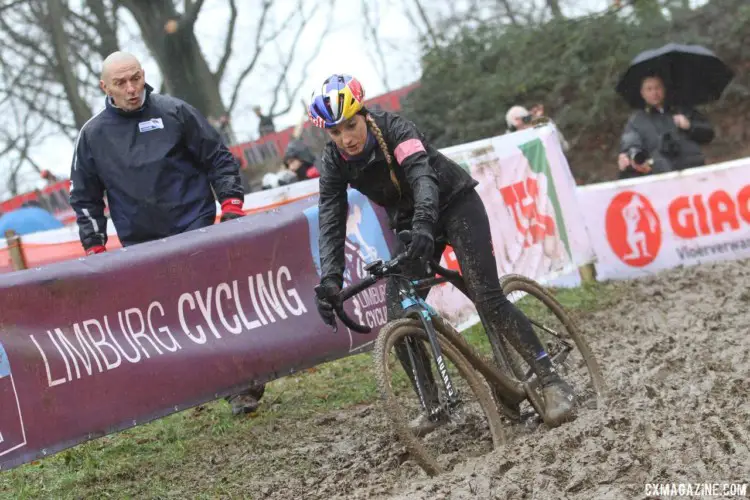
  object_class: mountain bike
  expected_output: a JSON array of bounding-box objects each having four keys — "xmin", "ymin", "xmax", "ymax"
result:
[{"xmin": 315, "ymin": 232, "xmax": 606, "ymax": 476}]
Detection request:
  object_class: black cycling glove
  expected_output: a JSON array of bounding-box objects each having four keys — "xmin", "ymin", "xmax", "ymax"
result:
[{"xmin": 407, "ymin": 224, "xmax": 435, "ymax": 262}]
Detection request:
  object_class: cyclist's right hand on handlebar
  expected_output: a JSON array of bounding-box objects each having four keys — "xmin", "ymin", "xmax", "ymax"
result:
[{"xmin": 315, "ymin": 278, "xmax": 341, "ymax": 328}]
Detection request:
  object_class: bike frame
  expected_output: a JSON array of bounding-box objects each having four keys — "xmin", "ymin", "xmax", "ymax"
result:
[
  {"xmin": 320, "ymin": 247, "xmax": 574, "ymax": 423},
  {"xmin": 395, "ymin": 275, "xmax": 460, "ymax": 418}
]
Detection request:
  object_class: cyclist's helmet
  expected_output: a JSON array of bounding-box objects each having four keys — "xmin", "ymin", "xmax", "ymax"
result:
[{"xmin": 308, "ymin": 74, "xmax": 365, "ymax": 129}]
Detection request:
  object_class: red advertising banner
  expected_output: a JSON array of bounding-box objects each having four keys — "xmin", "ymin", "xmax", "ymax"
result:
[{"xmin": 0, "ymin": 189, "xmax": 396, "ymax": 470}]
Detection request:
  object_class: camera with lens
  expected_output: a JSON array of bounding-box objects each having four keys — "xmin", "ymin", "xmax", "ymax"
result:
[
  {"xmin": 659, "ymin": 131, "xmax": 681, "ymax": 158},
  {"xmin": 521, "ymin": 114, "xmax": 534, "ymax": 125},
  {"xmin": 628, "ymin": 147, "xmax": 650, "ymax": 165}
]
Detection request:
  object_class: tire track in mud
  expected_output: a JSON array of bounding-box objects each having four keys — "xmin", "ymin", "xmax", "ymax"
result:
[
  {"xmin": 377, "ymin": 259, "xmax": 750, "ymax": 500},
  {"xmin": 251, "ymin": 260, "xmax": 750, "ymax": 499}
]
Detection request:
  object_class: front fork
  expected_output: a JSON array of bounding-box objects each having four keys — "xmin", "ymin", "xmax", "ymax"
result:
[{"xmin": 401, "ymin": 298, "xmax": 460, "ymax": 419}]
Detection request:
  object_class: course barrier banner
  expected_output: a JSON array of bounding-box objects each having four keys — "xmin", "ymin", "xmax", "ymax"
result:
[
  {"xmin": 0, "ymin": 124, "xmax": 594, "ymax": 470},
  {"xmin": 0, "ymin": 179, "xmax": 324, "ymax": 274},
  {"xmin": 427, "ymin": 125, "xmax": 596, "ymax": 328},
  {"xmin": 0, "ymin": 190, "xmax": 395, "ymax": 471},
  {"xmin": 576, "ymin": 157, "xmax": 750, "ymax": 280}
]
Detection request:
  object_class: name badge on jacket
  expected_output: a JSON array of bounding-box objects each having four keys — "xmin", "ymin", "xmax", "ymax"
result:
[{"xmin": 138, "ymin": 118, "xmax": 164, "ymax": 133}]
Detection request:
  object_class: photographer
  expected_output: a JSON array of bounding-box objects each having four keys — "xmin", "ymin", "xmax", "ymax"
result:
[
  {"xmin": 505, "ymin": 104, "xmax": 569, "ymax": 152},
  {"xmin": 618, "ymin": 75, "xmax": 714, "ymax": 179}
]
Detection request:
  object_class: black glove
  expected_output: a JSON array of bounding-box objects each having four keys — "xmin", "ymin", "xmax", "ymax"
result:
[
  {"xmin": 407, "ymin": 225, "xmax": 435, "ymax": 262},
  {"xmin": 315, "ymin": 278, "xmax": 341, "ymax": 327}
]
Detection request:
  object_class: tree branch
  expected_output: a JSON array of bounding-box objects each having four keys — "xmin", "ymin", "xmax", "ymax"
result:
[
  {"xmin": 0, "ymin": 0, "xmax": 28, "ymax": 14},
  {"xmin": 183, "ymin": 0, "xmax": 206, "ymax": 27},
  {"xmin": 498, "ymin": 0, "xmax": 520, "ymax": 26},
  {"xmin": 85, "ymin": 0, "xmax": 120, "ymax": 57},
  {"xmin": 0, "ymin": 12, "xmax": 58, "ymax": 69},
  {"xmin": 401, "ymin": 3, "xmax": 426, "ymax": 42},
  {"xmin": 47, "ymin": 0, "xmax": 93, "ymax": 128},
  {"xmin": 6, "ymin": 87, "xmax": 78, "ymax": 136},
  {"xmin": 361, "ymin": 0, "xmax": 390, "ymax": 91},
  {"xmin": 214, "ymin": 0, "xmax": 238, "ymax": 82},
  {"xmin": 227, "ymin": 0, "xmax": 274, "ymax": 113},
  {"xmin": 267, "ymin": 1, "xmax": 315, "ymax": 115},
  {"xmin": 411, "ymin": 0, "xmax": 439, "ymax": 47},
  {"xmin": 269, "ymin": 0, "xmax": 335, "ymax": 117}
]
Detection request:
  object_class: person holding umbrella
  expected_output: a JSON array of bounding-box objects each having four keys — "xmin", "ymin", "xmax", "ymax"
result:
[{"xmin": 615, "ymin": 43, "xmax": 733, "ymax": 179}]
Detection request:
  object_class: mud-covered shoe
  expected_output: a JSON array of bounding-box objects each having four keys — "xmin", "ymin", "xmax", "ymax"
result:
[
  {"xmin": 409, "ymin": 413, "xmax": 447, "ymax": 437},
  {"xmin": 541, "ymin": 377, "xmax": 575, "ymax": 427},
  {"xmin": 228, "ymin": 394, "xmax": 261, "ymax": 416},
  {"xmin": 493, "ymin": 388, "xmax": 522, "ymax": 422}
]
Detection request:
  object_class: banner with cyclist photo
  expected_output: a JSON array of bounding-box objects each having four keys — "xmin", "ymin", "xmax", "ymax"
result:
[
  {"xmin": 429, "ymin": 126, "xmax": 594, "ymax": 327},
  {"xmin": 576, "ymin": 157, "xmax": 750, "ymax": 280},
  {"xmin": 427, "ymin": 125, "xmax": 596, "ymax": 328}
]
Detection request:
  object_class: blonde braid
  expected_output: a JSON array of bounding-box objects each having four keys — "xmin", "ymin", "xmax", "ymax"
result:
[{"xmin": 365, "ymin": 113, "xmax": 401, "ymax": 197}]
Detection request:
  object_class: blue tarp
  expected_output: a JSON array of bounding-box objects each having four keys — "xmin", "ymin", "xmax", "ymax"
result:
[{"xmin": 0, "ymin": 207, "xmax": 63, "ymax": 236}]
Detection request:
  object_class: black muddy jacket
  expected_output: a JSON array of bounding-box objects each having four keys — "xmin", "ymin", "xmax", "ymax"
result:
[{"xmin": 317, "ymin": 109, "xmax": 478, "ymax": 286}]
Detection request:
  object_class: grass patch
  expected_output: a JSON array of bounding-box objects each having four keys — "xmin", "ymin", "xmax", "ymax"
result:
[{"xmin": 0, "ymin": 279, "xmax": 621, "ymax": 499}]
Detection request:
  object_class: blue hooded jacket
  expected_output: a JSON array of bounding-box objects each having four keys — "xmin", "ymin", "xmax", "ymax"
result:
[{"xmin": 69, "ymin": 85, "xmax": 244, "ymax": 249}]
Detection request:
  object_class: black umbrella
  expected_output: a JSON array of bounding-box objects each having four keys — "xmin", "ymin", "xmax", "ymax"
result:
[{"xmin": 616, "ymin": 43, "xmax": 734, "ymax": 108}]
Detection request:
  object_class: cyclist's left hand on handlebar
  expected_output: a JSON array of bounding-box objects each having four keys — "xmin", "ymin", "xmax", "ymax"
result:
[
  {"xmin": 315, "ymin": 278, "xmax": 341, "ymax": 327},
  {"xmin": 407, "ymin": 225, "xmax": 435, "ymax": 262}
]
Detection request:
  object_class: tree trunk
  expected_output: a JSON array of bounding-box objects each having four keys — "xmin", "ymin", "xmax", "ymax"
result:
[
  {"xmin": 120, "ymin": 0, "xmax": 227, "ymax": 120},
  {"xmin": 86, "ymin": 0, "xmax": 119, "ymax": 58},
  {"xmin": 46, "ymin": 0, "xmax": 93, "ymax": 128}
]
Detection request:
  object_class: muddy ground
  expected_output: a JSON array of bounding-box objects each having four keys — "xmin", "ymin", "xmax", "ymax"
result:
[{"xmin": 213, "ymin": 259, "xmax": 748, "ymax": 500}]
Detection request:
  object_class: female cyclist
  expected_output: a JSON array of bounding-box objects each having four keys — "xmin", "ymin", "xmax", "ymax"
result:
[{"xmin": 310, "ymin": 74, "xmax": 574, "ymax": 431}]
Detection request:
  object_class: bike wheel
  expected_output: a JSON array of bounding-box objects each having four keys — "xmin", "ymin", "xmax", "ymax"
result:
[
  {"xmin": 373, "ymin": 318, "xmax": 505, "ymax": 476},
  {"xmin": 499, "ymin": 274, "xmax": 607, "ymax": 417}
]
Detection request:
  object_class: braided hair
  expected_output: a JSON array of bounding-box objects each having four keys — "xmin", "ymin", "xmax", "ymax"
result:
[{"xmin": 364, "ymin": 113, "xmax": 401, "ymax": 197}]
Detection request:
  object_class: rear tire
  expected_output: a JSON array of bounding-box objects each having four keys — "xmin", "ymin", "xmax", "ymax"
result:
[
  {"xmin": 500, "ymin": 274, "xmax": 607, "ymax": 405},
  {"xmin": 373, "ymin": 318, "xmax": 505, "ymax": 476}
]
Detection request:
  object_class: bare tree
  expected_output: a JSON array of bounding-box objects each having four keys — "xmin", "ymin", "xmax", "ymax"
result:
[
  {"xmin": 0, "ymin": 0, "xmax": 336, "ymax": 189},
  {"xmin": 411, "ymin": 0, "xmax": 440, "ymax": 47},
  {"xmin": 361, "ymin": 0, "xmax": 391, "ymax": 91},
  {"xmin": 0, "ymin": 79, "xmax": 49, "ymax": 198}
]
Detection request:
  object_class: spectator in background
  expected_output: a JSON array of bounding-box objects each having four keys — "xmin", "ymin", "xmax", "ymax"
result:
[
  {"xmin": 254, "ymin": 106, "xmax": 276, "ymax": 137},
  {"xmin": 505, "ymin": 104, "xmax": 569, "ymax": 152},
  {"xmin": 40, "ymin": 170, "xmax": 60, "ymax": 186},
  {"xmin": 617, "ymin": 75, "xmax": 715, "ymax": 179},
  {"xmin": 283, "ymin": 137, "xmax": 320, "ymax": 181},
  {"xmin": 69, "ymin": 51, "xmax": 265, "ymax": 416}
]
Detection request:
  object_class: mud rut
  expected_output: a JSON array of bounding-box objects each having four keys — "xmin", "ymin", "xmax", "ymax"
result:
[{"xmin": 241, "ymin": 260, "xmax": 750, "ymax": 499}]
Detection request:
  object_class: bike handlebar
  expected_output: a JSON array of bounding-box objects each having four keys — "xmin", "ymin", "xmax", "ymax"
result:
[{"xmin": 319, "ymin": 234, "xmax": 465, "ymax": 334}]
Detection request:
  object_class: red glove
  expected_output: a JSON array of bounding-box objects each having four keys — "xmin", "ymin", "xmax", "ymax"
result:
[
  {"xmin": 306, "ymin": 166, "xmax": 321, "ymax": 179},
  {"xmin": 220, "ymin": 198, "xmax": 245, "ymax": 222},
  {"xmin": 86, "ymin": 245, "xmax": 106, "ymax": 256}
]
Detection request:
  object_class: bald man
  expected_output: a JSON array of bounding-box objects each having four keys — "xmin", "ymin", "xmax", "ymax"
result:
[{"xmin": 69, "ymin": 52, "xmax": 264, "ymax": 415}]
